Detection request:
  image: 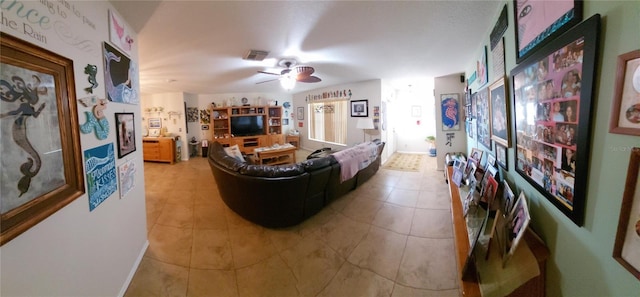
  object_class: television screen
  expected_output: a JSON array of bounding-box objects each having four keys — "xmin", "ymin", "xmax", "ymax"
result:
[{"xmin": 231, "ymin": 116, "xmax": 264, "ymax": 136}]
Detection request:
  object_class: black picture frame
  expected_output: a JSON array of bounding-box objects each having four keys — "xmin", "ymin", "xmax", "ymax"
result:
[
  {"xmin": 514, "ymin": 0, "xmax": 583, "ymax": 63},
  {"xmin": 115, "ymin": 113, "xmax": 136, "ymax": 158},
  {"xmin": 510, "ymin": 14, "xmax": 600, "ymax": 226},
  {"xmin": 350, "ymin": 99, "xmax": 368, "ymax": 117}
]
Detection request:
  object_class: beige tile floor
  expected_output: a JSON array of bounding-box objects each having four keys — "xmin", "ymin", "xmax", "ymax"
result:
[{"xmin": 125, "ymin": 151, "xmax": 460, "ymax": 297}]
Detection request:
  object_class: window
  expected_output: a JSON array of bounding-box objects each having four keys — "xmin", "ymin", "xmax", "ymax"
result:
[{"xmin": 308, "ymin": 100, "xmax": 347, "ymax": 145}]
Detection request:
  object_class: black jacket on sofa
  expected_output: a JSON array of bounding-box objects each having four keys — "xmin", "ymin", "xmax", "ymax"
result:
[{"xmin": 207, "ymin": 140, "xmax": 385, "ymax": 228}]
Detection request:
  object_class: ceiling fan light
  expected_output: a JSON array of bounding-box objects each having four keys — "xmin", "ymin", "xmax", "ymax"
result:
[{"xmin": 280, "ymin": 74, "xmax": 296, "ymax": 90}]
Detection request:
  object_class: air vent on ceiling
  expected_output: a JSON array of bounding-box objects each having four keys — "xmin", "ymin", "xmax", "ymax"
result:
[{"xmin": 243, "ymin": 49, "xmax": 269, "ymax": 61}]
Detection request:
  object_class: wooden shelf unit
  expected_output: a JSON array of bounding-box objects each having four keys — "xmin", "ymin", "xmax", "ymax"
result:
[
  {"xmin": 445, "ymin": 166, "xmax": 549, "ymax": 297},
  {"xmin": 211, "ymin": 105, "xmax": 285, "ymax": 154}
]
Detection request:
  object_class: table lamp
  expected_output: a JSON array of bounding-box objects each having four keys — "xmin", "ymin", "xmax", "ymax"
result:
[{"xmin": 356, "ymin": 118, "xmax": 375, "ymax": 142}]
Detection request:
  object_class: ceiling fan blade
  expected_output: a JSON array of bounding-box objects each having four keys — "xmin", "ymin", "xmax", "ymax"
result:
[
  {"xmin": 298, "ymin": 76, "xmax": 321, "ymax": 83},
  {"xmin": 257, "ymin": 71, "xmax": 280, "ymax": 76},
  {"xmin": 256, "ymin": 78, "xmax": 279, "ymax": 84},
  {"xmin": 295, "ymin": 66, "xmax": 315, "ymax": 77}
]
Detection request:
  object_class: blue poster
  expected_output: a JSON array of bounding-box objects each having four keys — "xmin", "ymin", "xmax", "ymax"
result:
[
  {"xmin": 84, "ymin": 143, "xmax": 117, "ymax": 211},
  {"xmin": 441, "ymin": 94, "xmax": 460, "ymax": 131}
]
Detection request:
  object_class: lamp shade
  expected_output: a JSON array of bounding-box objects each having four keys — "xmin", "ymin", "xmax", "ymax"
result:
[
  {"xmin": 356, "ymin": 118, "xmax": 375, "ymax": 129},
  {"xmin": 280, "ymin": 74, "xmax": 296, "ymax": 90}
]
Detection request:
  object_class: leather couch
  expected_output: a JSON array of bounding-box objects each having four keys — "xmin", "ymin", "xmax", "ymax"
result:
[{"xmin": 207, "ymin": 140, "xmax": 385, "ymax": 228}]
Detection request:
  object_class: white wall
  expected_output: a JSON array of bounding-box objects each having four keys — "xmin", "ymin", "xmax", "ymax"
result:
[
  {"xmin": 1, "ymin": 1, "xmax": 147, "ymax": 296},
  {"xmin": 141, "ymin": 92, "xmax": 190, "ymax": 160},
  {"xmin": 291, "ymin": 79, "xmax": 383, "ymax": 151},
  {"xmin": 393, "ymin": 80, "xmax": 436, "ymax": 154},
  {"xmin": 434, "ymin": 73, "xmax": 467, "ymax": 170}
]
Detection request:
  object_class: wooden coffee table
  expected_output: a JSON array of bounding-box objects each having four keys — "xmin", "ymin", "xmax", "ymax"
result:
[{"xmin": 254, "ymin": 146, "xmax": 297, "ymax": 165}]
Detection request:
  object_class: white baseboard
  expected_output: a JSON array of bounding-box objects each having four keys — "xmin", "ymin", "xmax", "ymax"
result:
[{"xmin": 118, "ymin": 240, "xmax": 149, "ymax": 297}]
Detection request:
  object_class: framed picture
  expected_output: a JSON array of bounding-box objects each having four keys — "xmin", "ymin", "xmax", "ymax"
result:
[
  {"xmin": 609, "ymin": 50, "xmax": 640, "ymax": 136},
  {"xmin": 479, "ymin": 165, "xmax": 499, "ymax": 194},
  {"xmin": 502, "ymin": 181, "xmax": 516, "ymax": 215},
  {"xmin": 0, "ymin": 33, "xmax": 85, "ymax": 245},
  {"xmin": 613, "ymin": 147, "xmax": 640, "ymax": 280},
  {"xmin": 513, "ymin": 0, "xmax": 583, "ymax": 63},
  {"xmin": 476, "ymin": 46, "xmax": 488, "ymax": 88},
  {"xmin": 489, "ymin": 76, "xmax": 511, "ymax": 147},
  {"xmin": 510, "ymin": 14, "xmax": 600, "ymax": 226},
  {"xmin": 103, "ymin": 42, "xmax": 138, "ymax": 104},
  {"xmin": 109, "ymin": 10, "xmax": 134, "ymax": 56},
  {"xmin": 474, "ymin": 87, "xmax": 491, "ymax": 149},
  {"xmin": 481, "ymin": 175, "xmax": 499, "ymax": 208},
  {"xmin": 148, "ymin": 118, "xmax": 161, "ymax": 129},
  {"xmin": 282, "ymin": 118, "xmax": 289, "ymax": 126},
  {"xmin": 297, "ymin": 106, "xmax": 304, "ymax": 120},
  {"xmin": 115, "ymin": 113, "xmax": 136, "ymax": 158},
  {"xmin": 501, "ymin": 192, "xmax": 531, "ymax": 267},
  {"xmin": 350, "ymin": 99, "xmax": 368, "ymax": 117},
  {"xmin": 496, "ymin": 142, "xmax": 508, "ymax": 170},
  {"xmin": 464, "ymin": 160, "xmax": 478, "ymax": 182},
  {"xmin": 452, "ymin": 166, "xmax": 464, "ymax": 188},
  {"xmin": 187, "ymin": 107, "xmax": 199, "ymax": 122},
  {"xmin": 471, "ymin": 148, "xmax": 484, "ymax": 163},
  {"xmin": 441, "ymin": 93, "xmax": 460, "ymax": 131},
  {"xmin": 485, "ymin": 153, "xmax": 497, "ymax": 171}
]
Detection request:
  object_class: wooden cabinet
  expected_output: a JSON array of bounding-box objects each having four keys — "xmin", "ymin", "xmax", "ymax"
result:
[
  {"xmin": 143, "ymin": 137, "xmax": 175, "ymax": 164},
  {"xmin": 210, "ymin": 105, "xmax": 285, "ymax": 154},
  {"xmin": 445, "ymin": 166, "xmax": 549, "ymax": 297}
]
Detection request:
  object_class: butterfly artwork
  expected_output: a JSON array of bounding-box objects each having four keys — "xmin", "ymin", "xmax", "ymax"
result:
[{"xmin": 109, "ymin": 10, "xmax": 134, "ymax": 55}]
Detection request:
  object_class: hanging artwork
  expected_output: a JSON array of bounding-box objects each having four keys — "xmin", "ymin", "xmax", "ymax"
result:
[
  {"xmin": 84, "ymin": 143, "xmax": 117, "ymax": 212},
  {"xmin": 103, "ymin": 42, "xmax": 139, "ymax": 104},
  {"xmin": 78, "ymin": 95, "xmax": 110, "ymax": 140},
  {"xmin": 118, "ymin": 159, "xmax": 136, "ymax": 199},
  {"xmin": 441, "ymin": 93, "xmax": 460, "ymax": 131},
  {"xmin": 609, "ymin": 50, "xmax": 640, "ymax": 136},
  {"xmin": 186, "ymin": 107, "xmax": 198, "ymax": 122},
  {"xmin": 115, "ymin": 113, "xmax": 136, "ymax": 158},
  {"xmin": 613, "ymin": 147, "xmax": 640, "ymax": 280},
  {"xmin": 489, "ymin": 77, "xmax": 511, "ymax": 147},
  {"xmin": 1, "ymin": 34, "xmax": 85, "ymax": 245},
  {"xmin": 477, "ymin": 46, "xmax": 489, "ymax": 88},
  {"xmin": 83, "ymin": 64, "xmax": 99, "ymax": 94},
  {"xmin": 109, "ymin": 10, "xmax": 134, "ymax": 55},
  {"xmin": 510, "ymin": 14, "xmax": 600, "ymax": 226},
  {"xmin": 514, "ymin": 0, "xmax": 583, "ymax": 63},
  {"xmin": 200, "ymin": 109, "xmax": 211, "ymax": 124},
  {"xmin": 474, "ymin": 88, "xmax": 491, "ymax": 149}
]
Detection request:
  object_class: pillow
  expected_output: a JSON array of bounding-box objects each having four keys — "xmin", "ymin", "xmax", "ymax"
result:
[{"xmin": 223, "ymin": 144, "xmax": 245, "ymax": 162}]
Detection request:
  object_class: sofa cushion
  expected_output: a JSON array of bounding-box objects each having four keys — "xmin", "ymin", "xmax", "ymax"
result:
[
  {"xmin": 240, "ymin": 163, "xmax": 306, "ymax": 177},
  {"xmin": 224, "ymin": 144, "xmax": 245, "ymax": 162}
]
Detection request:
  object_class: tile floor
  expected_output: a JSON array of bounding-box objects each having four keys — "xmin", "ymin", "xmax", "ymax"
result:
[{"xmin": 125, "ymin": 152, "xmax": 460, "ymax": 297}]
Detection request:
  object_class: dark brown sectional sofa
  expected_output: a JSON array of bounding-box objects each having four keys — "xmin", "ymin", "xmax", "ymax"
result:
[{"xmin": 207, "ymin": 140, "xmax": 385, "ymax": 228}]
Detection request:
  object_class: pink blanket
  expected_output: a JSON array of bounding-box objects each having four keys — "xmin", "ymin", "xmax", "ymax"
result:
[{"xmin": 332, "ymin": 142, "xmax": 379, "ymax": 182}]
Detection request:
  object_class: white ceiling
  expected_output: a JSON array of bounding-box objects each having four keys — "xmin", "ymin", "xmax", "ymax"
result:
[{"xmin": 110, "ymin": 0, "xmax": 502, "ymax": 95}]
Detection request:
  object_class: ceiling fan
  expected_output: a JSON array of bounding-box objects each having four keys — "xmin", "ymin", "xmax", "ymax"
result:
[{"xmin": 256, "ymin": 59, "xmax": 322, "ymax": 87}]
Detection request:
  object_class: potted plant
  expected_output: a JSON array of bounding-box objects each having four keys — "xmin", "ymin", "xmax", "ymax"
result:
[{"xmin": 426, "ymin": 136, "xmax": 436, "ymax": 157}]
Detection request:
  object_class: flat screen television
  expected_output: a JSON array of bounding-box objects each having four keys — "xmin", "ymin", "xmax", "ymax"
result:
[{"xmin": 230, "ymin": 115, "xmax": 264, "ymax": 136}]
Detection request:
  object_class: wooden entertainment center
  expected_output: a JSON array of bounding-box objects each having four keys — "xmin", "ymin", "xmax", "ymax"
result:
[{"xmin": 211, "ymin": 105, "xmax": 285, "ymax": 154}]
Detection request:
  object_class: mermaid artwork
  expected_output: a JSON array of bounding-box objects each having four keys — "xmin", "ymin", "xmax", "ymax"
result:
[
  {"xmin": 0, "ymin": 75, "xmax": 47, "ymax": 197},
  {"xmin": 103, "ymin": 45, "xmax": 138, "ymax": 104},
  {"xmin": 441, "ymin": 96, "xmax": 459, "ymax": 129}
]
